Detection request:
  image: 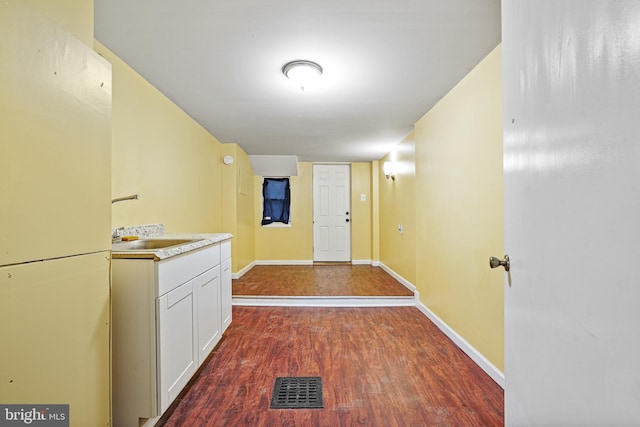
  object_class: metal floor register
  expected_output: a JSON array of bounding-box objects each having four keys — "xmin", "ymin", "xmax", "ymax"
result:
[{"xmin": 270, "ymin": 377, "xmax": 324, "ymax": 409}]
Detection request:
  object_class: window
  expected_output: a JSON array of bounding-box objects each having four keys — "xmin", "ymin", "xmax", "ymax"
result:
[{"xmin": 261, "ymin": 178, "xmax": 290, "ymax": 226}]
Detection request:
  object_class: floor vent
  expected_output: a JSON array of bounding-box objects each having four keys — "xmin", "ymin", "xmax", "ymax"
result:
[{"xmin": 270, "ymin": 376, "xmax": 324, "ymax": 409}]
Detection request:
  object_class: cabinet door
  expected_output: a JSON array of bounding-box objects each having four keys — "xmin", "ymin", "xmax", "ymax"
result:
[
  {"xmin": 221, "ymin": 257, "xmax": 232, "ymax": 332},
  {"xmin": 157, "ymin": 280, "xmax": 197, "ymax": 414},
  {"xmin": 196, "ymin": 266, "xmax": 221, "ymax": 365}
]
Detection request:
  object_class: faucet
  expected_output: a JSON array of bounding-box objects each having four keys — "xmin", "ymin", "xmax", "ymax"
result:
[
  {"xmin": 112, "ymin": 227, "xmax": 125, "ymax": 243},
  {"xmin": 112, "ymin": 194, "xmax": 140, "ymax": 204}
]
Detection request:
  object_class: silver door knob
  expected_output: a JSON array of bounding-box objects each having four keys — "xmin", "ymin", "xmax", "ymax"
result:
[{"xmin": 489, "ymin": 255, "xmax": 510, "ymax": 272}]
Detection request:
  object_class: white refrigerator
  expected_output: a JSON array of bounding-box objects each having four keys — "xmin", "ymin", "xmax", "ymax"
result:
[{"xmin": 0, "ymin": 1, "xmax": 112, "ymax": 425}]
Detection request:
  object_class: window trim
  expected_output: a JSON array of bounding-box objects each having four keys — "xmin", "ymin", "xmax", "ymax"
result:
[{"xmin": 261, "ymin": 222, "xmax": 292, "ymax": 228}]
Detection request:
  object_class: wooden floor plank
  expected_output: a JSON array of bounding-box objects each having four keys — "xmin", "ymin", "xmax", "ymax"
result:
[
  {"xmin": 233, "ymin": 265, "xmax": 414, "ymax": 297},
  {"xmin": 159, "ymin": 306, "xmax": 503, "ymax": 426}
]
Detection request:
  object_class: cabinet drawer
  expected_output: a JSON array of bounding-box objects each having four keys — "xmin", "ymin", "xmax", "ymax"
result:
[{"xmin": 156, "ymin": 245, "xmax": 219, "ymax": 296}]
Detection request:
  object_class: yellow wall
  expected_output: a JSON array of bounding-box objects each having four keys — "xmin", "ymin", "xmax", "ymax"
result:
[
  {"xmin": 414, "ymin": 45, "xmax": 504, "ymax": 370},
  {"xmin": 26, "ymin": 0, "xmax": 93, "ymax": 47},
  {"xmin": 253, "ymin": 162, "xmax": 373, "ymax": 262},
  {"xmin": 0, "ymin": 253, "xmax": 111, "ymax": 427},
  {"xmin": 95, "ymin": 42, "xmax": 225, "ymax": 234},
  {"xmin": 378, "ymin": 133, "xmax": 417, "ymax": 284},
  {"xmin": 371, "ymin": 161, "xmax": 381, "ymax": 264},
  {"xmin": 351, "ymin": 163, "xmax": 373, "ymax": 262},
  {"xmin": 222, "ymin": 144, "xmax": 255, "ymax": 273}
]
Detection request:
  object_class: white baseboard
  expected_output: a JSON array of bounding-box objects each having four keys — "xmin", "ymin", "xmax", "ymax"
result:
[
  {"xmin": 233, "ymin": 295, "xmax": 415, "ymax": 308},
  {"xmin": 255, "ymin": 259, "xmax": 314, "ymax": 265},
  {"xmin": 232, "ymin": 261, "xmax": 255, "ymax": 280},
  {"xmin": 379, "ymin": 263, "xmax": 418, "ymax": 294},
  {"xmin": 140, "ymin": 416, "xmax": 160, "ymax": 427},
  {"xmin": 252, "ymin": 259, "xmax": 377, "ymax": 266},
  {"xmin": 415, "ymin": 300, "xmax": 505, "ymax": 388}
]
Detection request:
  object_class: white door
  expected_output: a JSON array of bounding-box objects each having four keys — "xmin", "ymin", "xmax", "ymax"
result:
[
  {"xmin": 313, "ymin": 164, "xmax": 351, "ymax": 262},
  {"xmin": 502, "ymin": 1, "xmax": 640, "ymax": 425}
]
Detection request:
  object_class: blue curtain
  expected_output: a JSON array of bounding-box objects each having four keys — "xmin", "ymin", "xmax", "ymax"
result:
[{"xmin": 262, "ymin": 178, "xmax": 290, "ymax": 225}]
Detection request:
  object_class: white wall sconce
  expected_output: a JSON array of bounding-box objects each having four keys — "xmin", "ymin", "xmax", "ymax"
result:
[
  {"xmin": 282, "ymin": 60, "xmax": 323, "ymax": 91},
  {"xmin": 383, "ymin": 161, "xmax": 395, "ymax": 180}
]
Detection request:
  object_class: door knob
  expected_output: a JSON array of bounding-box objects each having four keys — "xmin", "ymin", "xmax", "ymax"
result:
[
  {"xmin": 346, "ymin": 218, "xmax": 350, "ymax": 223},
  {"xmin": 489, "ymin": 255, "xmax": 510, "ymax": 272}
]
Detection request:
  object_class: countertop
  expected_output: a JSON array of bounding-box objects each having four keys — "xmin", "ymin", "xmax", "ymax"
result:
[{"xmin": 111, "ymin": 224, "xmax": 232, "ymax": 261}]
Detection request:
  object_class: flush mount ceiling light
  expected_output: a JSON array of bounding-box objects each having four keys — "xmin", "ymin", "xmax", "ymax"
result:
[{"xmin": 282, "ymin": 60, "xmax": 323, "ymax": 91}]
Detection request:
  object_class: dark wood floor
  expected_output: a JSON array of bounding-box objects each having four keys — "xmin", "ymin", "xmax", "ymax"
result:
[
  {"xmin": 159, "ymin": 306, "xmax": 504, "ymax": 427},
  {"xmin": 232, "ymin": 265, "xmax": 414, "ymax": 297}
]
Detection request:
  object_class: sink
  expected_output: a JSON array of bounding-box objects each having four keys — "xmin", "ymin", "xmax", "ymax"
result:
[{"xmin": 114, "ymin": 239, "xmax": 199, "ymax": 251}]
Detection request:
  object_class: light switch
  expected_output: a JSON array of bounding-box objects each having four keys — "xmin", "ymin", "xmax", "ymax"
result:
[{"xmin": 360, "ymin": 194, "xmax": 366, "ymax": 201}]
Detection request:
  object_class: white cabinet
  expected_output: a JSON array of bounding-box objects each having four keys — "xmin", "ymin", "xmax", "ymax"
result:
[
  {"xmin": 196, "ymin": 265, "xmax": 221, "ymax": 363},
  {"xmin": 157, "ymin": 279, "xmax": 197, "ymax": 413},
  {"xmin": 221, "ymin": 240, "xmax": 232, "ymax": 330},
  {"xmin": 113, "ymin": 239, "xmax": 232, "ymax": 427}
]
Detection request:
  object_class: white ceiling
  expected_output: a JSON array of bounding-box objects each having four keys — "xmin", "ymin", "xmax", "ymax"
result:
[{"xmin": 94, "ymin": 0, "xmax": 501, "ymax": 162}]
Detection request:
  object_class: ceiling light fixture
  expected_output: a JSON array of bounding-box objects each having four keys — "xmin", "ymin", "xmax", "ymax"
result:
[{"xmin": 282, "ymin": 60, "xmax": 323, "ymax": 91}]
